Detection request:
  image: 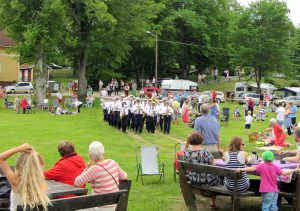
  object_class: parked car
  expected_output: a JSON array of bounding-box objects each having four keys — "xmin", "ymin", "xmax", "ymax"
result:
[
  {"xmin": 202, "ymin": 91, "xmax": 225, "ymax": 103},
  {"xmin": 4, "ymin": 82, "xmax": 34, "ymax": 94},
  {"xmin": 272, "ymin": 72, "xmax": 286, "ymax": 78},
  {"xmin": 144, "ymin": 87, "xmax": 161, "ymax": 98},
  {"xmin": 274, "ymin": 96, "xmax": 300, "ymax": 107},
  {"xmin": 235, "ymin": 93, "xmax": 260, "ymax": 105}
]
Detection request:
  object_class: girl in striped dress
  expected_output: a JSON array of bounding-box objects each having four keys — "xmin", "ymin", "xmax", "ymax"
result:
[{"xmin": 223, "ymin": 137, "xmax": 250, "ymax": 192}]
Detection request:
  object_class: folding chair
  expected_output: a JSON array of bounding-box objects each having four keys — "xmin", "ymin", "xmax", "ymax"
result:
[
  {"xmin": 220, "ymin": 107, "xmax": 230, "ymax": 127},
  {"xmin": 174, "ymin": 142, "xmax": 186, "ymax": 182},
  {"xmin": 41, "ymin": 99, "xmax": 49, "ymax": 111},
  {"xmin": 136, "ymin": 146, "xmax": 165, "ymax": 184}
]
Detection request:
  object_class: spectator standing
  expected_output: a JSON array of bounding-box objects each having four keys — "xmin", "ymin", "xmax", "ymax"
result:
[
  {"xmin": 211, "ymin": 90, "xmax": 217, "ymax": 102},
  {"xmin": 56, "ymin": 91, "xmax": 63, "ymax": 105},
  {"xmin": 182, "ymin": 100, "xmax": 190, "ymax": 126},
  {"xmin": 44, "ymin": 141, "xmax": 86, "ymax": 197},
  {"xmin": 20, "ymin": 97, "xmax": 29, "ymax": 114},
  {"xmin": 289, "ymin": 102, "xmax": 298, "ymax": 127},
  {"xmin": 115, "ymin": 80, "xmax": 119, "ymax": 95},
  {"xmin": 194, "ymin": 104, "xmax": 220, "ymax": 153},
  {"xmin": 201, "ymin": 73, "xmax": 206, "ymax": 84},
  {"xmin": 87, "ymin": 85, "xmax": 93, "ymax": 97},
  {"xmin": 152, "ymin": 77, "xmax": 156, "ymax": 86},
  {"xmin": 275, "ymin": 105, "xmax": 285, "ymax": 126},
  {"xmin": 210, "ymin": 101, "xmax": 219, "ymax": 119},
  {"xmin": 214, "ymin": 68, "xmax": 218, "ymax": 81},
  {"xmin": 120, "ymin": 80, "xmax": 124, "ymax": 90},
  {"xmin": 247, "ymin": 97, "xmax": 255, "ymax": 116},
  {"xmin": 99, "ymin": 80, "xmax": 103, "ymax": 92},
  {"xmin": 124, "ymin": 84, "xmax": 129, "ymax": 97},
  {"xmin": 285, "ymin": 103, "xmax": 293, "ymax": 135}
]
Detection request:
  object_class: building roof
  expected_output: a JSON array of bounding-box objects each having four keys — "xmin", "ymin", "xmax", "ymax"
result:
[
  {"xmin": 0, "ymin": 31, "xmax": 16, "ymax": 47},
  {"xmin": 236, "ymin": 82, "xmax": 277, "ymax": 89},
  {"xmin": 277, "ymin": 87, "xmax": 300, "ymax": 93},
  {"xmin": 20, "ymin": 63, "xmax": 34, "ymax": 70}
]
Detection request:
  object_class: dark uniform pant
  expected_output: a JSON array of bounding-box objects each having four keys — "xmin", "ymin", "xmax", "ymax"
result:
[
  {"xmin": 135, "ymin": 114, "xmax": 144, "ymax": 133},
  {"xmin": 163, "ymin": 115, "xmax": 172, "ymax": 134}
]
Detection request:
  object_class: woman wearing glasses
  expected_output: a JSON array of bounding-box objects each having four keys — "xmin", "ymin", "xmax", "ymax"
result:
[{"xmin": 223, "ymin": 137, "xmax": 250, "ymax": 192}]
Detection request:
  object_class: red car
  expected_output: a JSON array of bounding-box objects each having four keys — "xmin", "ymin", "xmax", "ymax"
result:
[{"xmin": 144, "ymin": 87, "xmax": 161, "ymax": 98}]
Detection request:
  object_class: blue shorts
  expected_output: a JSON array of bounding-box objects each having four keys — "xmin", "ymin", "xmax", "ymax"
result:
[
  {"xmin": 262, "ymin": 192, "xmax": 278, "ymax": 211},
  {"xmin": 245, "ymin": 124, "xmax": 251, "ymax": 129}
]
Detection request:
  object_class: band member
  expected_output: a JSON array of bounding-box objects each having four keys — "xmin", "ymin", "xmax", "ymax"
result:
[
  {"xmin": 133, "ymin": 99, "xmax": 144, "ymax": 133},
  {"xmin": 146, "ymin": 101, "xmax": 158, "ymax": 133},
  {"xmin": 113, "ymin": 97, "xmax": 122, "ymax": 129},
  {"xmin": 162, "ymin": 101, "xmax": 173, "ymax": 134},
  {"xmin": 121, "ymin": 102, "xmax": 130, "ymax": 133}
]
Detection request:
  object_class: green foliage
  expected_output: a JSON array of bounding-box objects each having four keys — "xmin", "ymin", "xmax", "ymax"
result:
[
  {"xmin": 230, "ymin": 0, "xmax": 293, "ymax": 91},
  {"xmin": 289, "ymin": 81, "xmax": 300, "ymax": 87}
]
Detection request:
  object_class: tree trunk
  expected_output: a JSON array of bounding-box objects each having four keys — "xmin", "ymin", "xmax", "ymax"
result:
[
  {"xmin": 34, "ymin": 47, "xmax": 47, "ymax": 107},
  {"xmin": 181, "ymin": 64, "xmax": 190, "ymax": 79},
  {"xmin": 77, "ymin": 47, "xmax": 88, "ymax": 101},
  {"xmin": 255, "ymin": 66, "xmax": 262, "ymax": 94}
]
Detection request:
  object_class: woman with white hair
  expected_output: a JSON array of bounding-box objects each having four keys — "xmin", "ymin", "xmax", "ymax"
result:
[
  {"xmin": 267, "ymin": 118, "xmax": 286, "ymax": 147},
  {"xmin": 75, "ymin": 141, "xmax": 127, "ymax": 210}
]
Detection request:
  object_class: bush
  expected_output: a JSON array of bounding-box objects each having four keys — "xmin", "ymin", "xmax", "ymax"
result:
[
  {"xmin": 289, "ymin": 81, "xmax": 300, "ymax": 87},
  {"xmin": 263, "ymin": 77, "xmax": 275, "ymax": 85}
]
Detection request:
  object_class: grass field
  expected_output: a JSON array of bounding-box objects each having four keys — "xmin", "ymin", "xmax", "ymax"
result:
[{"xmin": 0, "ymin": 97, "xmax": 299, "ymax": 211}]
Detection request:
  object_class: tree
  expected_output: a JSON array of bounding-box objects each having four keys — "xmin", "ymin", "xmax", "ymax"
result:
[
  {"xmin": 62, "ymin": 0, "xmax": 161, "ymax": 100},
  {"xmin": 0, "ymin": 0, "xmax": 66, "ymax": 106},
  {"xmin": 230, "ymin": 0, "xmax": 292, "ymax": 92}
]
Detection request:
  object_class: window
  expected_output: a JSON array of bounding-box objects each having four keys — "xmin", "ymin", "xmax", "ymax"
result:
[
  {"xmin": 236, "ymin": 87, "xmax": 244, "ymax": 91},
  {"xmin": 247, "ymin": 87, "xmax": 253, "ymax": 92}
]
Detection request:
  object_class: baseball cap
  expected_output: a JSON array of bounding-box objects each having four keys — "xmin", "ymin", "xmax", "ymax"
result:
[{"xmin": 262, "ymin": 151, "xmax": 274, "ymax": 162}]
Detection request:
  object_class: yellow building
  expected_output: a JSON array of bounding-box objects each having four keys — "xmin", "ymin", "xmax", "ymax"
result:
[{"xmin": 0, "ymin": 31, "xmax": 19, "ymax": 85}]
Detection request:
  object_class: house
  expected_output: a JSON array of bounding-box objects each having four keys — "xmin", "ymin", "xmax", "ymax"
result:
[
  {"xmin": 275, "ymin": 87, "xmax": 300, "ymax": 98},
  {"xmin": 235, "ymin": 82, "xmax": 277, "ymax": 95},
  {"xmin": 19, "ymin": 63, "xmax": 34, "ymax": 82},
  {"xmin": 0, "ymin": 31, "xmax": 19, "ymax": 86}
]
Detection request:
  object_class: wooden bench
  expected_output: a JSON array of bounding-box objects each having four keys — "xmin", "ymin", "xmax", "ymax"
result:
[
  {"xmin": 278, "ymin": 172, "xmax": 300, "ymax": 211},
  {"xmin": 178, "ymin": 160, "xmax": 255, "ymax": 211},
  {"xmin": 17, "ymin": 190, "xmax": 129, "ymax": 211}
]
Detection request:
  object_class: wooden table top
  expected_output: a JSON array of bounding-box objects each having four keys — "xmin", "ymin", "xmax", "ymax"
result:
[{"xmin": 46, "ymin": 180, "xmax": 88, "ymax": 198}]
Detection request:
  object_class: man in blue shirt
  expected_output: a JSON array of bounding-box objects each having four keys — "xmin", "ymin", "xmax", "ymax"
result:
[
  {"xmin": 289, "ymin": 102, "xmax": 298, "ymax": 127},
  {"xmin": 194, "ymin": 103, "xmax": 221, "ymax": 154}
]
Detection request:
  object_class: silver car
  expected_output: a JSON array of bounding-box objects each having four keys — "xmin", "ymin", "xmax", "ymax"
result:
[
  {"xmin": 4, "ymin": 82, "xmax": 34, "ymax": 93},
  {"xmin": 275, "ymin": 96, "xmax": 300, "ymax": 107},
  {"xmin": 235, "ymin": 93, "xmax": 260, "ymax": 104},
  {"xmin": 202, "ymin": 91, "xmax": 225, "ymax": 103}
]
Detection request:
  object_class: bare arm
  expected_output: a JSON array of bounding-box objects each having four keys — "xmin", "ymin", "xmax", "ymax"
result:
[
  {"xmin": 283, "ymin": 154, "xmax": 300, "ymax": 163},
  {"xmin": 0, "ymin": 144, "xmax": 33, "ymax": 190},
  {"xmin": 236, "ymin": 166, "xmax": 256, "ymax": 173},
  {"xmin": 281, "ymin": 169, "xmax": 295, "ymax": 176}
]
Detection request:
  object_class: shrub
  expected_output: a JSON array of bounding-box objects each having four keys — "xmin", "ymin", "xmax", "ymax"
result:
[{"xmin": 289, "ymin": 81, "xmax": 299, "ymax": 87}]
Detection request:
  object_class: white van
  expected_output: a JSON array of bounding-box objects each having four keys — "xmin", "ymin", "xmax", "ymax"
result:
[
  {"xmin": 235, "ymin": 82, "xmax": 276, "ymax": 95},
  {"xmin": 161, "ymin": 79, "xmax": 198, "ymax": 91}
]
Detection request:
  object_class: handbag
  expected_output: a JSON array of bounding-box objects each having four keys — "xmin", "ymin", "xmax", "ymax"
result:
[
  {"xmin": 0, "ymin": 177, "xmax": 11, "ymax": 198},
  {"xmin": 97, "ymin": 164, "xmax": 119, "ymax": 187}
]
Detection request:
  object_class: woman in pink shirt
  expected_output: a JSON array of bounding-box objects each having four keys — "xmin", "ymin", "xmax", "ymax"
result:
[
  {"xmin": 75, "ymin": 141, "xmax": 127, "ymax": 210},
  {"xmin": 237, "ymin": 151, "xmax": 294, "ymax": 211}
]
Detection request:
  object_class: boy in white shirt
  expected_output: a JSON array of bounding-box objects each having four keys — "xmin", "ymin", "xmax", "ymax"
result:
[{"xmin": 245, "ymin": 111, "xmax": 253, "ymax": 130}]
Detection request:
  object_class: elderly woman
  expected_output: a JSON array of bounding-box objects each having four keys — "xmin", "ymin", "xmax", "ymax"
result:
[
  {"xmin": 75, "ymin": 141, "xmax": 127, "ymax": 211},
  {"xmin": 267, "ymin": 118, "xmax": 286, "ymax": 147},
  {"xmin": 184, "ymin": 131, "xmax": 221, "ymax": 210}
]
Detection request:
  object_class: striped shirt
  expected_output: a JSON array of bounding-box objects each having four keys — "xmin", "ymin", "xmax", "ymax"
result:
[
  {"xmin": 75, "ymin": 159, "xmax": 127, "ymax": 194},
  {"xmin": 224, "ymin": 151, "xmax": 250, "ymax": 192}
]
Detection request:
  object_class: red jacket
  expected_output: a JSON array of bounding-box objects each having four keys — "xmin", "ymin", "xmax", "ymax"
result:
[
  {"xmin": 20, "ymin": 98, "xmax": 28, "ymax": 108},
  {"xmin": 44, "ymin": 153, "xmax": 86, "ymax": 187}
]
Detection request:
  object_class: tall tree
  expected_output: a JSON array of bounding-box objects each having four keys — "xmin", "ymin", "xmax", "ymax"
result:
[
  {"xmin": 230, "ymin": 0, "xmax": 292, "ymax": 92},
  {"xmin": 62, "ymin": 0, "xmax": 161, "ymax": 100},
  {"xmin": 0, "ymin": 0, "xmax": 66, "ymax": 105}
]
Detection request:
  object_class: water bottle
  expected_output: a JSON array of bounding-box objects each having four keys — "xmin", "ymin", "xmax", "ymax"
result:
[{"xmin": 251, "ymin": 151, "xmax": 258, "ymax": 164}]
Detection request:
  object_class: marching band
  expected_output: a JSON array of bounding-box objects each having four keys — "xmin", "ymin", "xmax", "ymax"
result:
[{"xmin": 101, "ymin": 95, "xmax": 174, "ymax": 134}]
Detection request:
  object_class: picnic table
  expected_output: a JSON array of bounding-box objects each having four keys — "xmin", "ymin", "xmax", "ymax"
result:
[
  {"xmin": 215, "ymin": 159, "xmax": 298, "ymax": 172},
  {"xmin": 46, "ymin": 180, "xmax": 88, "ymax": 198}
]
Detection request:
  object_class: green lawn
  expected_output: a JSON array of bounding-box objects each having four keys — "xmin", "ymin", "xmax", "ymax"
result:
[{"xmin": 0, "ymin": 99, "xmax": 299, "ymax": 211}]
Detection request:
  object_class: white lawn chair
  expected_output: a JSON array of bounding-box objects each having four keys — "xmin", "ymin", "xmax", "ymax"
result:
[
  {"xmin": 41, "ymin": 99, "xmax": 49, "ymax": 111},
  {"xmin": 136, "ymin": 146, "xmax": 165, "ymax": 184}
]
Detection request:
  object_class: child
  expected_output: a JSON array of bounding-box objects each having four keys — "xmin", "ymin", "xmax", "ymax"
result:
[
  {"xmin": 237, "ymin": 151, "xmax": 295, "ymax": 211},
  {"xmin": 234, "ymin": 106, "xmax": 240, "ymax": 121},
  {"xmin": 257, "ymin": 104, "xmax": 266, "ymax": 121},
  {"xmin": 245, "ymin": 111, "xmax": 253, "ymax": 130}
]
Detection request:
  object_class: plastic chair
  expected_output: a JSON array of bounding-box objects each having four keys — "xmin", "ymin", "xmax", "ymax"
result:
[
  {"xmin": 220, "ymin": 107, "xmax": 230, "ymax": 127},
  {"xmin": 136, "ymin": 146, "xmax": 165, "ymax": 184},
  {"xmin": 41, "ymin": 99, "xmax": 49, "ymax": 111},
  {"xmin": 174, "ymin": 142, "xmax": 186, "ymax": 181}
]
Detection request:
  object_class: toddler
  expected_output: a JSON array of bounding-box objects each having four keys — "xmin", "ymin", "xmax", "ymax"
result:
[
  {"xmin": 237, "ymin": 151, "xmax": 295, "ymax": 211},
  {"xmin": 245, "ymin": 111, "xmax": 253, "ymax": 130},
  {"xmin": 234, "ymin": 106, "xmax": 240, "ymax": 121}
]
